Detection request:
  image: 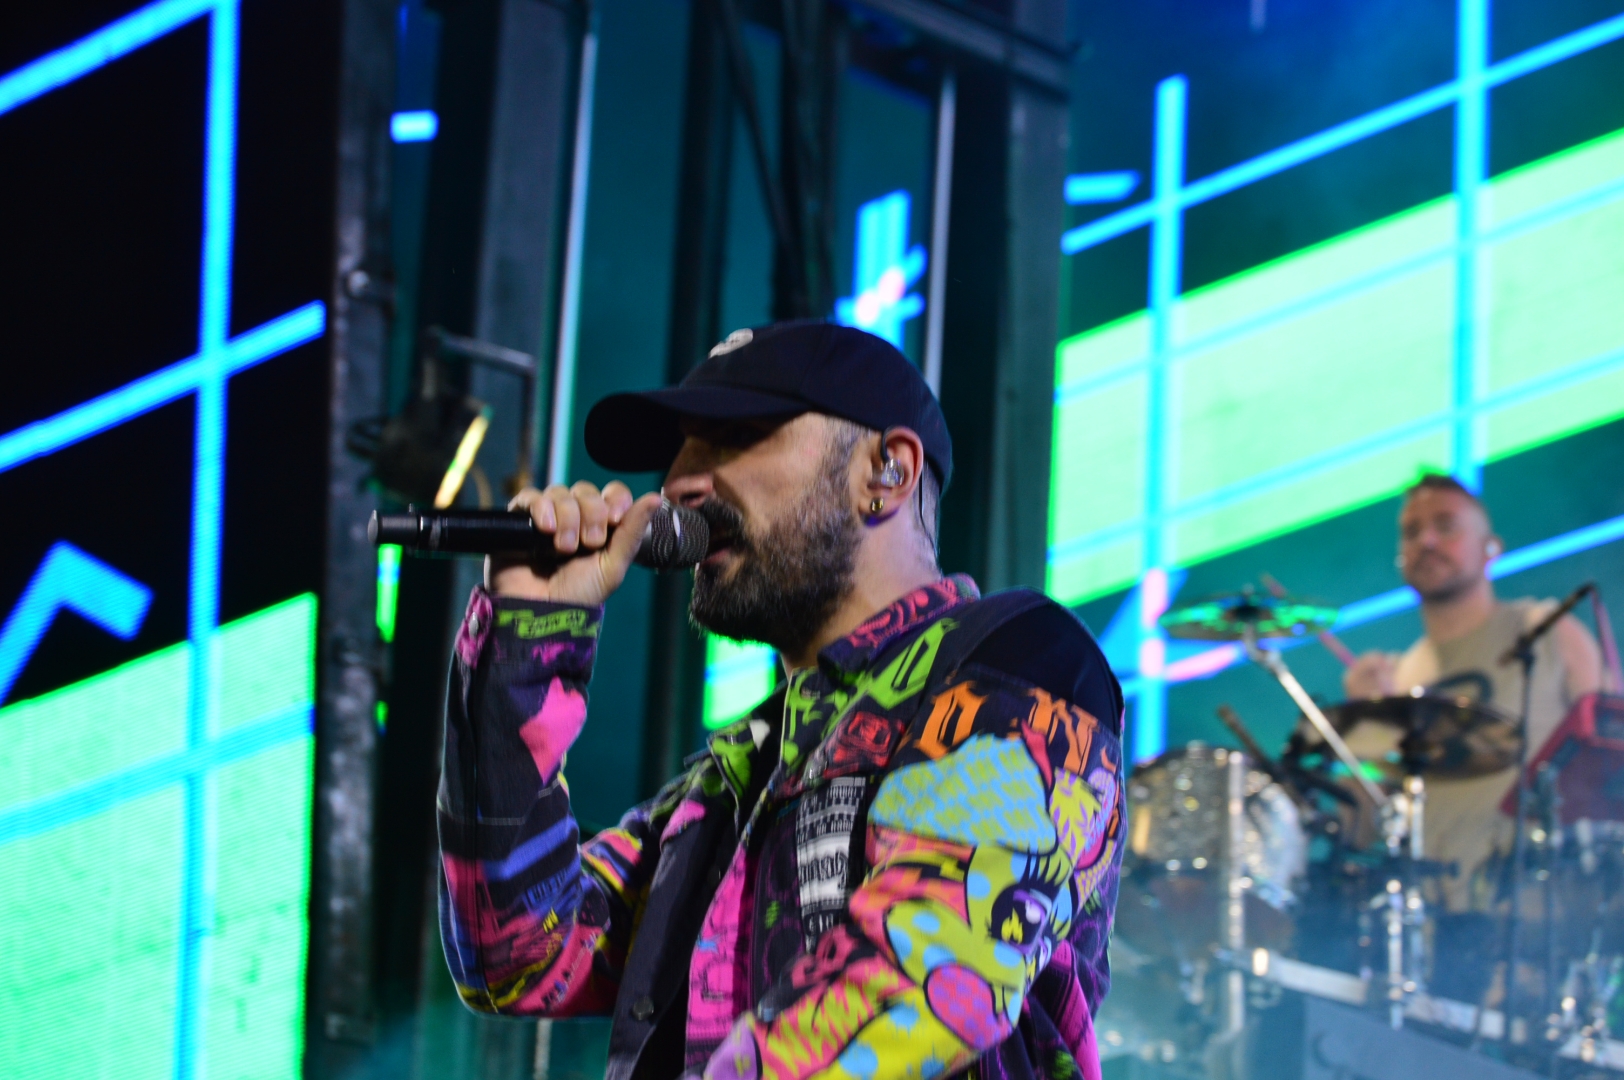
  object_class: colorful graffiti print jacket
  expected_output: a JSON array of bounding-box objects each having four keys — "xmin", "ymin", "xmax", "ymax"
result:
[{"xmin": 438, "ymin": 575, "xmax": 1126, "ymax": 1080}]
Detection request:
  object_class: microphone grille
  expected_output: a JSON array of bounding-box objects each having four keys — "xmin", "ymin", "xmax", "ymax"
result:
[{"xmin": 638, "ymin": 503, "xmax": 710, "ymax": 569}]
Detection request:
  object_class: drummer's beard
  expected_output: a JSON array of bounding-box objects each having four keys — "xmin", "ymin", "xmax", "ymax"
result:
[
  {"xmin": 689, "ymin": 438, "xmax": 861, "ymax": 658},
  {"xmin": 1406, "ymin": 551, "xmax": 1476, "ymax": 603}
]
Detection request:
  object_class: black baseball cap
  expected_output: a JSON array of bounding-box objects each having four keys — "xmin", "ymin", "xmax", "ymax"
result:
[{"xmin": 584, "ymin": 320, "xmax": 953, "ymax": 489}]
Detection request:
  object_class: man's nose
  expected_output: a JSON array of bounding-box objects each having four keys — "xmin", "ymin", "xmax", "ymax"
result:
[{"xmin": 662, "ymin": 471, "xmax": 714, "ymax": 508}]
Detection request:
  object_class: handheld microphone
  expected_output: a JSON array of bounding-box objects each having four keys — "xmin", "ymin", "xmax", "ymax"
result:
[{"xmin": 368, "ymin": 503, "xmax": 711, "ymax": 570}]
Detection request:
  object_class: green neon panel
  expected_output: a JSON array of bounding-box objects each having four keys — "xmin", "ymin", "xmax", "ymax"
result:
[
  {"xmin": 0, "ymin": 787, "xmax": 185, "ymax": 1078},
  {"xmin": 1484, "ymin": 132, "xmax": 1624, "ymax": 460},
  {"xmin": 703, "ymin": 634, "xmax": 776, "ymax": 731},
  {"xmin": 0, "ymin": 645, "xmax": 189, "ymax": 810},
  {"xmin": 376, "ymin": 543, "xmax": 401, "ymax": 644},
  {"xmin": 1056, "ymin": 311, "xmax": 1149, "ymax": 388},
  {"xmin": 203, "ymin": 739, "xmax": 313, "ymax": 1080},
  {"xmin": 1049, "ymin": 374, "xmax": 1148, "ymax": 546},
  {"xmin": 218, "ymin": 595, "xmax": 317, "ymax": 732},
  {"xmin": 0, "ymin": 595, "xmax": 316, "ymax": 1078},
  {"xmin": 1050, "ymin": 125, "xmax": 1624, "ymax": 607}
]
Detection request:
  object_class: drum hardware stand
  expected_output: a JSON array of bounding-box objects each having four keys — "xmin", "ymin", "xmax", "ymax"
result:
[
  {"xmin": 1536, "ymin": 764, "xmax": 1564, "ymax": 1064},
  {"xmin": 1477, "ymin": 582, "xmax": 1597, "ymax": 1054},
  {"xmin": 1222, "ymin": 747, "xmax": 1249, "ymax": 1042},
  {"xmin": 1475, "ymin": 630, "xmax": 1542, "ymax": 1054},
  {"xmin": 1243, "ymin": 625, "xmax": 1429, "ymax": 1028}
]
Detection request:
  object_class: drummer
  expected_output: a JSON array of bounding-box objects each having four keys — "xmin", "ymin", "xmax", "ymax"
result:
[{"xmin": 1343, "ymin": 472, "xmax": 1612, "ymax": 917}]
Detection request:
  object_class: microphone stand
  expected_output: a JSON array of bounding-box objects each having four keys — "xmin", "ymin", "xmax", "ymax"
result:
[
  {"xmin": 1478, "ymin": 583, "xmax": 1590, "ymax": 1054},
  {"xmin": 1481, "ymin": 634, "xmax": 1537, "ymax": 1051}
]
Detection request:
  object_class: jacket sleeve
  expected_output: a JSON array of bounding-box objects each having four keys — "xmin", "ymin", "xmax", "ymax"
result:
[
  {"xmin": 437, "ymin": 587, "xmax": 668, "ymax": 1016},
  {"xmin": 695, "ymin": 671, "xmax": 1125, "ymax": 1080}
]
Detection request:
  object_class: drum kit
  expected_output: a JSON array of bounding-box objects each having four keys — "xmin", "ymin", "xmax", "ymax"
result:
[{"xmin": 1102, "ymin": 585, "xmax": 1624, "ymax": 1078}]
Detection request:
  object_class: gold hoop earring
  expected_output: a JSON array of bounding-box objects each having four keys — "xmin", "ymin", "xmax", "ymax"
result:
[{"xmin": 869, "ymin": 497, "xmax": 885, "ymax": 515}]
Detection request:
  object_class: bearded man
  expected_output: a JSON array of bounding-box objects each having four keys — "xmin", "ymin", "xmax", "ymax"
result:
[
  {"xmin": 1338, "ymin": 474, "xmax": 1612, "ymax": 998},
  {"xmin": 1342, "ymin": 474, "xmax": 1610, "ymax": 910},
  {"xmin": 435, "ymin": 322, "xmax": 1126, "ymax": 1080}
]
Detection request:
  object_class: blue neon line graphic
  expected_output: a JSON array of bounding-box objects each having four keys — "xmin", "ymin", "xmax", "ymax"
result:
[
  {"xmin": 0, "ymin": 0, "xmax": 214, "ymax": 116},
  {"xmin": 835, "ymin": 191, "xmax": 927, "ymax": 348},
  {"xmin": 0, "ymin": 703, "xmax": 312, "ymax": 848},
  {"xmin": 1065, "ymin": 171, "xmax": 1139, "ymax": 204},
  {"xmin": 1453, "ymin": 0, "xmax": 1489, "ymax": 493},
  {"xmin": 1130, "ymin": 77, "xmax": 1189, "ymax": 763},
  {"xmin": 0, "ymin": 302, "xmax": 325, "ymax": 475},
  {"xmin": 391, "ymin": 109, "xmax": 438, "ymax": 142},
  {"xmin": 1144, "ymin": 75, "xmax": 1185, "ymax": 572},
  {"xmin": 0, "ymin": 543, "xmax": 152, "ymax": 704},
  {"xmin": 1058, "ymin": 9, "xmax": 1624, "ymax": 256},
  {"xmin": 176, "ymin": 3, "xmax": 237, "ymax": 1072}
]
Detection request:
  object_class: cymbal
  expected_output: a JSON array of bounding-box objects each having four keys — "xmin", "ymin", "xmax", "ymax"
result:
[
  {"xmin": 1159, "ymin": 586, "xmax": 1339, "ymax": 641},
  {"xmin": 1305, "ymin": 694, "xmax": 1523, "ymax": 779}
]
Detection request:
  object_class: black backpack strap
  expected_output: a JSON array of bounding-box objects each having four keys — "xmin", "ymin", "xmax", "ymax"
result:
[{"xmin": 924, "ymin": 587, "xmax": 1053, "ymax": 693}]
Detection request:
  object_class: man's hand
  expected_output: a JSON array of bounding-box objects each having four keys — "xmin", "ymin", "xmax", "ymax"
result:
[
  {"xmin": 486, "ymin": 481, "xmax": 664, "ymax": 606},
  {"xmin": 1342, "ymin": 650, "xmax": 1398, "ymax": 700}
]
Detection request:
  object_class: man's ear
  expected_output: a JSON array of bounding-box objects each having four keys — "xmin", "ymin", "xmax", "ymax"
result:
[{"xmin": 863, "ymin": 427, "xmax": 925, "ymax": 520}]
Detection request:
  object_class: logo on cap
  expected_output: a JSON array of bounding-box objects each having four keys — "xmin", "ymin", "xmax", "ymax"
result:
[{"xmin": 709, "ymin": 328, "xmax": 753, "ymax": 357}]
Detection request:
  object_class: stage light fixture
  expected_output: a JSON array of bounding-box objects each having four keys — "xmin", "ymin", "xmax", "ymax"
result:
[
  {"xmin": 433, "ymin": 405, "xmax": 491, "ymax": 508},
  {"xmin": 347, "ymin": 327, "xmax": 536, "ymax": 508}
]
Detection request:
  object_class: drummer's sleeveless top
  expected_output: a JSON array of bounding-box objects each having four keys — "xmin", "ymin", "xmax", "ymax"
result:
[{"xmin": 1392, "ymin": 599, "xmax": 1572, "ymax": 912}]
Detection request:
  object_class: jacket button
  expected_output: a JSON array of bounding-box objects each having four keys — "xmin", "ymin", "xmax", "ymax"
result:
[{"xmin": 630, "ymin": 996, "xmax": 656, "ymax": 1021}]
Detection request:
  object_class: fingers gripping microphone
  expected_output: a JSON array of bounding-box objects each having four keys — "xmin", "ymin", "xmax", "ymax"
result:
[{"xmin": 368, "ymin": 503, "xmax": 711, "ymax": 570}]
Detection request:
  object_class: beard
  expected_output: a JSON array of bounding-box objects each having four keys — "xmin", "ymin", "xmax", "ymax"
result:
[
  {"xmin": 689, "ymin": 453, "xmax": 862, "ymax": 657},
  {"xmin": 1405, "ymin": 552, "xmax": 1475, "ymax": 604}
]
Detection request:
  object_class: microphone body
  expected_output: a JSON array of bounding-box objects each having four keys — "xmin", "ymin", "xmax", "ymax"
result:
[
  {"xmin": 1499, "ymin": 582, "xmax": 1594, "ymax": 665},
  {"xmin": 369, "ymin": 503, "xmax": 710, "ymax": 571}
]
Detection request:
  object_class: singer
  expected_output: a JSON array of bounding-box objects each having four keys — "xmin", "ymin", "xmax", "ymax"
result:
[{"xmin": 436, "ymin": 321, "xmax": 1125, "ymax": 1080}]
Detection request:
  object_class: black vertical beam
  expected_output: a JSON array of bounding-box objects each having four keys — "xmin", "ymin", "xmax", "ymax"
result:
[
  {"xmin": 937, "ymin": 0, "xmax": 1067, "ymax": 592},
  {"xmin": 991, "ymin": 0, "xmax": 1067, "ymax": 591},
  {"xmin": 470, "ymin": 0, "xmax": 576, "ymax": 491},
  {"xmin": 641, "ymin": 0, "xmax": 737, "ymax": 797},
  {"xmin": 308, "ymin": 0, "xmax": 393, "ymax": 1073},
  {"xmin": 773, "ymin": 0, "xmax": 844, "ymax": 320},
  {"xmin": 395, "ymin": 1, "xmax": 580, "ymax": 1076},
  {"xmin": 369, "ymin": 1, "xmax": 500, "ymax": 1067},
  {"xmin": 936, "ymin": 64, "xmax": 1008, "ymax": 586}
]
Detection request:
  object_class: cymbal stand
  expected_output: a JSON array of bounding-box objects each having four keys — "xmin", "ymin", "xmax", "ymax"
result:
[
  {"xmin": 1477, "ymin": 638, "xmax": 1539, "ymax": 1053},
  {"xmin": 1536, "ymin": 764, "xmax": 1561, "ymax": 1058},
  {"xmin": 1242, "ymin": 629, "xmax": 1387, "ymax": 811},
  {"xmin": 1244, "ymin": 628, "xmax": 1423, "ymax": 1027}
]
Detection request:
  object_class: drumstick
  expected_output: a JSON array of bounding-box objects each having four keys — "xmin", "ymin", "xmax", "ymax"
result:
[
  {"xmin": 1261, "ymin": 572, "xmax": 1357, "ymax": 667},
  {"xmin": 1217, "ymin": 704, "xmax": 1315, "ymax": 811},
  {"xmin": 1217, "ymin": 704, "xmax": 1277, "ymax": 768}
]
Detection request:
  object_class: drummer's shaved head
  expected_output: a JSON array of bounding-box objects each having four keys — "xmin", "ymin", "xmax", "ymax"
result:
[{"xmin": 1404, "ymin": 472, "xmax": 1486, "ymax": 519}]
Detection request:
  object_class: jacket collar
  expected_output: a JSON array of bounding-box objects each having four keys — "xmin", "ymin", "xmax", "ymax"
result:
[
  {"xmin": 817, "ymin": 574, "xmax": 980, "ymax": 677},
  {"xmin": 701, "ymin": 575, "xmax": 980, "ymax": 803}
]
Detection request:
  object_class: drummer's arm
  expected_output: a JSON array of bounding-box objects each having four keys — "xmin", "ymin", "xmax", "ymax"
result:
[
  {"xmin": 1342, "ymin": 651, "xmax": 1398, "ymax": 700},
  {"xmin": 1552, "ymin": 614, "xmax": 1612, "ymax": 696}
]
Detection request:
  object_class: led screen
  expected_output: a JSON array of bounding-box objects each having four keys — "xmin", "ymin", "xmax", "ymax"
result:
[
  {"xmin": 1052, "ymin": 0, "xmax": 1624, "ymax": 759},
  {"xmin": 0, "ymin": 2, "xmax": 333, "ymax": 1076}
]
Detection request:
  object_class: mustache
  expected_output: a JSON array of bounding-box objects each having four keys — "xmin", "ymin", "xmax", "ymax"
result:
[{"xmin": 696, "ymin": 496, "xmax": 747, "ymax": 550}]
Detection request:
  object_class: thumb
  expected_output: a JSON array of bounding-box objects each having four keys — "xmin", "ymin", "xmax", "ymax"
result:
[{"xmin": 597, "ymin": 492, "xmax": 665, "ymax": 589}]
